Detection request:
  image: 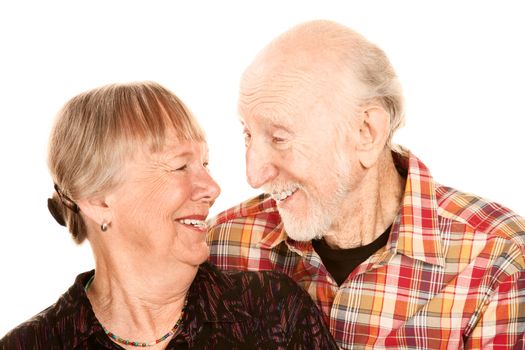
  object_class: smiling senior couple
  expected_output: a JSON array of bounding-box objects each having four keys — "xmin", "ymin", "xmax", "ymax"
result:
[{"xmin": 2, "ymin": 20, "xmax": 525, "ymax": 350}]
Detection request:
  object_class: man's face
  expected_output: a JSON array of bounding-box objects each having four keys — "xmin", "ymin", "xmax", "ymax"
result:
[{"xmin": 239, "ymin": 69, "xmax": 358, "ymax": 241}]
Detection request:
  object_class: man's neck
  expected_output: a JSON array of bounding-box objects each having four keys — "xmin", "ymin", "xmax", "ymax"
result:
[{"xmin": 323, "ymin": 151, "xmax": 405, "ymax": 249}]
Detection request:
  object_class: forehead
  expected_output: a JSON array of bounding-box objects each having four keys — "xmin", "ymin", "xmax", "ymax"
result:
[
  {"xmin": 135, "ymin": 129, "xmax": 208, "ymax": 163},
  {"xmin": 239, "ymin": 109, "xmax": 295, "ymax": 133},
  {"xmin": 158, "ymin": 137, "xmax": 207, "ymax": 158},
  {"xmin": 238, "ymin": 70, "xmax": 326, "ymax": 128}
]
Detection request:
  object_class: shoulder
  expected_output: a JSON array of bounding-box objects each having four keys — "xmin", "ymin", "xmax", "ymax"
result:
[
  {"xmin": 229, "ymin": 268, "xmax": 299, "ymax": 290},
  {"xmin": 199, "ymin": 262, "xmax": 306, "ymax": 305},
  {"xmin": 193, "ymin": 263, "xmax": 337, "ymax": 348},
  {"xmin": 193, "ymin": 263, "xmax": 307, "ymax": 323},
  {"xmin": 198, "ymin": 261, "xmax": 292, "ymax": 292},
  {"xmin": 436, "ymin": 184, "xmax": 525, "ymax": 249},
  {"xmin": 401, "ymin": 150, "xmax": 525, "ymax": 245},
  {"xmin": 0, "ymin": 271, "xmax": 95, "ymax": 349},
  {"xmin": 1, "ymin": 302, "xmax": 65, "ymax": 348},
  {"xmin": 223, "ymin": 268, "xmax": 337, "ymax": 347},
  {"xmin": 225, "ymin": 268, "xmax": 312, "ymax": 310}
]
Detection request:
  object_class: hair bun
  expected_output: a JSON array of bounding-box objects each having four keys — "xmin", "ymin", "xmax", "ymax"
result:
[{"xmin": 47, "ymin": 197, "xmax": 66, "ymax": 227}]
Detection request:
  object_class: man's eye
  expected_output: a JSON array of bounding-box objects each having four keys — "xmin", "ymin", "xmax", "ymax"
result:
[
  {"xmin": 203, "ymin": 162, "xmax": 209, "ymax": 168},
  {"xmin": 174, "ymin": 164, "xmax": 187, "ymax": 171},
  {"xmin": 272, "ymin": 137, "xmax": 286, "ymax": 143}
]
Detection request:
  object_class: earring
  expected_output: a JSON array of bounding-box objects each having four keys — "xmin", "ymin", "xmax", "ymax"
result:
[{"xmin": 100, "ymin": 221, "xmax": 109, "ymax": 232}]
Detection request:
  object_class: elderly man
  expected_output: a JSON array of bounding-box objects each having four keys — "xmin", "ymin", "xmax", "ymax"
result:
[{"xmin": 207, "ymin": 20, "xmax": 525, "ymax": 349}]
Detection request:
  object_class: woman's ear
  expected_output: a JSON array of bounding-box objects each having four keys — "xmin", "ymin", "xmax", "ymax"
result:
[
  {"xmin": 76, "ymin": 195, "xmax": 112, "ymax": 228},
  {"xmin": 356, "ymin": 105, "xmax": 390, "ymax": 169}
]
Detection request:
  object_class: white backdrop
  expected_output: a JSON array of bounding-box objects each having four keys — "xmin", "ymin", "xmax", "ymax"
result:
[{"xmin": 1, "ymin": 1, "xmax": 524, "ymax": 336}]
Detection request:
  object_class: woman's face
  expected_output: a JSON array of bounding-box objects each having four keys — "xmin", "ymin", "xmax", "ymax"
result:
[{"xmin": 106, "ymin": 132, "xmax": 220, "ymax": 267}]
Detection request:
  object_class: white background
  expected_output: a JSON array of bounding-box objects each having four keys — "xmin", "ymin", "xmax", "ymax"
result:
[{"xmin": 1, "ymin": 1, "xmax": 524, "ymax": 336}]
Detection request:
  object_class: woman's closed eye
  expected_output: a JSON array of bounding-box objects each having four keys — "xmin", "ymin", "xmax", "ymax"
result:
[{"xmin": 174, "ymin": 164, "xmax": 188, "ymax": 172}]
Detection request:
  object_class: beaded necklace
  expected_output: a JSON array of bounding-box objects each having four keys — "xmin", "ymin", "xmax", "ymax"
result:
[{"xmin": 84, "ymin": 275, "xmax": 188, "ymax": 347}]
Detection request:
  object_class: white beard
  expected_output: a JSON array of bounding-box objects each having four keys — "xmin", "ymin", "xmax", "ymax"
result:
[
  {"xmin": 278, "ymin": 180, "xmax": 349, "ymax": 241},
  {"xmin": 271, "ymin": 157, "xmax": 351, "ymax": 242},
  {"xmin": 278, "ymin": 194, "xmax": 330, "ymax": 241}
]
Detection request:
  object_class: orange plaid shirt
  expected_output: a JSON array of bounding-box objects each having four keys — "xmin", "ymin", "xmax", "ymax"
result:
[{"xmin": 207, "ymin": 151, "xmax": 525, "ymax": 349}]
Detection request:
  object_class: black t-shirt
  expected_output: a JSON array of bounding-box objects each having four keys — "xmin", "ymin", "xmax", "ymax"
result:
[{"xmin": 312, "ymin": 226, "xmax": 391, "ymax": 286}]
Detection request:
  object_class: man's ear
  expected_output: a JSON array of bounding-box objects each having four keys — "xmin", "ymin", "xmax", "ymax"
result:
[
  {"xmin": 356, "ymin": 105, "xmax": 390, "ymax": 169},
  {"xmin": 76, "ymin": 195, "xmax": 112, "ymax": 228}
]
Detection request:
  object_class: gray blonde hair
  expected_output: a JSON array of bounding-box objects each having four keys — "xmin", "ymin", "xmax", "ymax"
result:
[{"xmin": 47, "ymin": 81, "xmax": 205, "ymax": 243}]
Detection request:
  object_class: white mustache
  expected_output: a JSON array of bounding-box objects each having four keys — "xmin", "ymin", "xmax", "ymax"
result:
[{"xmin": 263, "ymin": 182, "xmax": 303, "ymax": 195}]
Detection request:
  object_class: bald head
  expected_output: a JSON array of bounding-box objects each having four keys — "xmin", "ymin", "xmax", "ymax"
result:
[
  {"xmin": 241, "ymin": 21, "xmax": 357, "ymax": 99},
  {"xmin": 251, "ymin": 20, "xmax": 363, "ymax": 69},
  {"xmin": 240, "ymin": 20, "xmax": 404, "ymax": 147}
]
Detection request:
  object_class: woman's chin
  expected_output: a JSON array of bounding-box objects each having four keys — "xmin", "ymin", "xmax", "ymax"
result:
[
  {"xmin": 171, "ymin": 243, "xmax": 210, "ymax": 267},
  {"xmin": 192, "ymin": 245, "xmax": 211, "ymax": 265}
]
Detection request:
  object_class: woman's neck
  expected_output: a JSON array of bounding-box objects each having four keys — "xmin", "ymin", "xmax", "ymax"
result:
[{"xmin": 85, "ymin": 247, "xmax": 198, "ymax": 348}]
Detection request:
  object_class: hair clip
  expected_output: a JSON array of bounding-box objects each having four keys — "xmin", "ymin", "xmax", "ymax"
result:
[{"xmin": 53, "ymin": 184, "xmax": 80, "ymax": 213}]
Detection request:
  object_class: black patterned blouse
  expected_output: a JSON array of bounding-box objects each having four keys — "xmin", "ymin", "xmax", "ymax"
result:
[{"xmin": 1, "ymin": 262, "xmax": 338, "ymax": 349}]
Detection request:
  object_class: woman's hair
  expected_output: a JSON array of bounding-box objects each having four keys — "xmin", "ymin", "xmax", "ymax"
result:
[{"xmin": 47, "ymin": 81, "xmax": 205, "ymax": 243}]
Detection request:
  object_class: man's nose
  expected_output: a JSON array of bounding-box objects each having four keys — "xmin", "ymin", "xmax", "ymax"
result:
[{"xmin": 245, "ymin": 143, "xmax": 278, "ymax": 189}]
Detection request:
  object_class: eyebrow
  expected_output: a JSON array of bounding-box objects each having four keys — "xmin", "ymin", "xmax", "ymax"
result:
[
  {"xmin": 239, "ymin": 116, "xmax": 294, "ymax": 134},
  {"xmin": 173, "ymin": 151, "xmax": 192, "ymax": 158},
  {"xmin": 269, "ymin": 122, "xmax": 293, "ymax": 134},
  {"xmin": 162, "ymin": 150, "xmax": 193, "ymax": 162}
]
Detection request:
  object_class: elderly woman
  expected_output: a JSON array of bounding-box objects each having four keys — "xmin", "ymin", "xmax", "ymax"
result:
[{"xmin": 0, "ymin": 82, "xmax": 337, "ymax": 349}]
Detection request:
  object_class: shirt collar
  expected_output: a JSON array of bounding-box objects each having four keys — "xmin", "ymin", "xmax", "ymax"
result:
[
  {"xmin": 257, "ymin": 220, "xmax": 287, "ymax": 249},
  {"xmin": 57, "ymin": 270, "xmax": 109, "ymax": 348},
  {"xmin": 255, "ymin": 149, "xmax": 445, "ymax": 267},
  {"xmin": 390, "ymin": 149, "xmax": 445, "ymax": 267}
]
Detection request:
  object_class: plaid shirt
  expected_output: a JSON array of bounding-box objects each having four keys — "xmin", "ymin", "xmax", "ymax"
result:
[{"xmin": 207, "ymin": 151, "xmax": 525, "ymax": 349}]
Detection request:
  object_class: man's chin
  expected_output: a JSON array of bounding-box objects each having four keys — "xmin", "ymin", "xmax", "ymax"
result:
[
  {"xmin": 278, "ymin": 203, "xmax": 331, "ymax": 241},
  {"xmin": 281, "ymin": 215, "xmax": 325, "ymax": 242},
  {"xmin": 286, "ymin": 229, "xmax": 323, "ymax": 242}
]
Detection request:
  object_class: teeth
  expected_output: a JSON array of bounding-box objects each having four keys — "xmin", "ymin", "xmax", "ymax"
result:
[
  {"xmin": 178, "ymin": 219, "xmax": 207, "ymax": 228},
  {"xmin": 270, "ymin": 186, "xmax": 298, "ymax": 202}
]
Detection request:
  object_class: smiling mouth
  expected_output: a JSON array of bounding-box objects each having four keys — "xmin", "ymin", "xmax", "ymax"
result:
[
  {"xmin": 270, "ymin": 185, "xmax": 299, "ymax": 203},
  {"xmin": 177, "ymin": 219, "xmax": 208, "ymax": 230}
]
